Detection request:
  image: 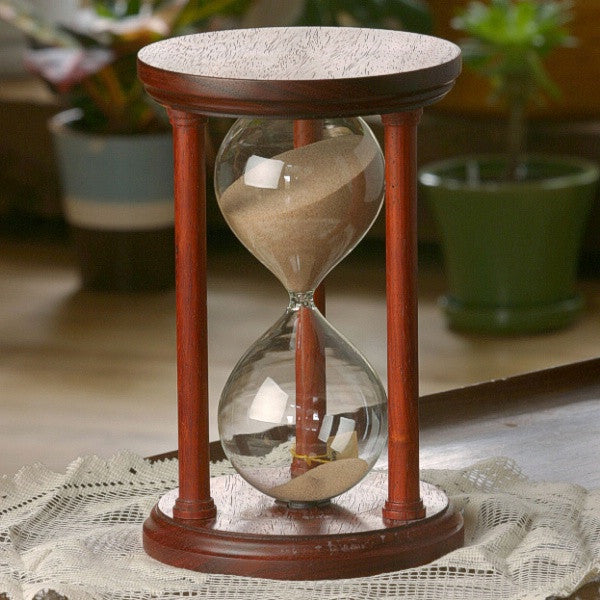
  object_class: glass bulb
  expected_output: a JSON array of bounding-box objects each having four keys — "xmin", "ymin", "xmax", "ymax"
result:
[
  {"xmin": 218, "ymin": 294, "xmax": 387, "ymax": 505},
  {"xmin": 214, "ymin": 116, "xmax": 387, "ymax": 506},
  {"xmin": 215, "ymin": 117, "xmax": 385, "ymax": 292}
]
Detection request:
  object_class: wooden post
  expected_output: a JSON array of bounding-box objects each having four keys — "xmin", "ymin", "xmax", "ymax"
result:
[
  {"xmin": 291, "ymin": 119, "xmax": 327, "ymax": 476},
  {"xmin": 292, "ymin": 303, "xmax": 327, "ymax": 476},
  {"xmin": 168, "ymin": 108, "xmax": 216, "ymax": 521},
  {"xmin": 382, "ymin": 110, "xmax": 426, "ymax": 522},
  {"xmin": 293, "ymin": 119, "xmax": 326, "ymax": 314}
]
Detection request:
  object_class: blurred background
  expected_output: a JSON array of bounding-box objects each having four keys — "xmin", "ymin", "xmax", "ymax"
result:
[{"xmin": 1, "ymin": 0, "xmax": 598, "ymax": 476}]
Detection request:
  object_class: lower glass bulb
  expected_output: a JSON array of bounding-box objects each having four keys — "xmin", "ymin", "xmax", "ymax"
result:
[{"xmin": 218, "ymin": 295, "xmax": 387, "ymax": 505}]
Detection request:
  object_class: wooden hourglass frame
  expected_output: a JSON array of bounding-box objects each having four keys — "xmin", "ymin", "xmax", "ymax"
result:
[{"xmin": 137, "ymin": 27, "xmax": 463, "ymax": 580}]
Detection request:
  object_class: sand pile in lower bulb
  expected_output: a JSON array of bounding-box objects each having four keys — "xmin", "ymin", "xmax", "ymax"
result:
[
  {"xmin": 217, "ymin": 134, "xmax": 383, "ymax": 292},
  {"xmin": 268, "ymin": 458, "xmax": 369, "ymax": 502}
]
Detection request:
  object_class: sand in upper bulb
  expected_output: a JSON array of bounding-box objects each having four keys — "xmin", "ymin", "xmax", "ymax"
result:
[{"xmin": 217, "ymin": 133, "xmax": 384, "ymax": 292}]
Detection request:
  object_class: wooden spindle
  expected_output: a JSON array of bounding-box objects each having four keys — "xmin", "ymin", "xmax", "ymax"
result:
[
  {"xmin": 292, "ymin": 304, "xmax": 327, "ymax": 477},
  {"xmin": 168, "ymin": 109, "xmax": 216, "ymax": 521},
  {"xmin": 291, "ymin": 119, "xmax": 327, "ymax": 476},
  {"xmin": 382, "ymin": 110, "xmax": 426, "ymax": 522},
  {"xmin": 293, "ymin": 119, "xmax": 325, "ymax": 315}
]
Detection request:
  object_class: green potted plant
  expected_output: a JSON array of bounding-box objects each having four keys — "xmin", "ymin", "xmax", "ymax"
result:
[
  {"xmin": 418, "ymin": 0, "xmax": 599, "ymax": 334},
  {"xmin": 294, "ymin": 0, "xmax": 431, "ymax": 31},
  {"xmin": 0, "ymin": 0, "xmax": 250, "ymax": 291}
]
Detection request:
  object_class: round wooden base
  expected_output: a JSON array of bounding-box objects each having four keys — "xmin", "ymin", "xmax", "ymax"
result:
[{"xmin": 143, "ymin": 472, "xmax": 464, "ymax": 580}]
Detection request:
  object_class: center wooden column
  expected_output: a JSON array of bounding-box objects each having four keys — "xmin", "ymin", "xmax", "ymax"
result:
[
  {"xmin": 168, "ymin": 108, "xmax": 216, "ymax": 521},
  {"xmin": 382, "ymin": 110, "xmax": 426, "ymax": 522},
  {"xmin": 291, "ymin": 119, "xmax": 327, "ymax": 476},
  {"xmin": 293, "ymin": 119, "xmax": 326, "ymax": 315}
]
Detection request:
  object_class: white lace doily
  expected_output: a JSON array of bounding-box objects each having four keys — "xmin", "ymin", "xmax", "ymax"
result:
[{"xmin": 1, "ymin": 452, "xmax": 599, "ymax": 600}]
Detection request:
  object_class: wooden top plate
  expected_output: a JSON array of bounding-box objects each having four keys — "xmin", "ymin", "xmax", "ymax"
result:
[{"xmin": 137, "ymin": 27, "xmax": 461, "ymax": 118}]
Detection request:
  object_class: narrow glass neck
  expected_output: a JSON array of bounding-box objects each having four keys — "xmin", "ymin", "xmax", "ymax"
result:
[{"xmin": 288, "ymin": 291, "xmax": 315, "ymax": 309}]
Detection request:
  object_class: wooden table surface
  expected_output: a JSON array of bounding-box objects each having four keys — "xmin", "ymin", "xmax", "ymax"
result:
[
  {"xmin": 418, "ymin": 358, "xmax": 600, "ymax": 599},
  {"xmin": 152, "ymin": 358, "xmax": 600, "ymax": 600},
  {"xmin": 424, "ymin": 358, "xmax": 600, "ymax": 600},
  {"xmin": 3, "ymin": 359, "xmax": 598, "ymax": 599}
]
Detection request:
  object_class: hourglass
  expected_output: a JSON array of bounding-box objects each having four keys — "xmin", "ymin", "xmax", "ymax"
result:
[
  {"xmin": 138, "ymin": 27, "xmax": 462, "ymax": 579},
  {"xmin": 215, "ymin": 116, "xmax": 387, "ymax": 505}
]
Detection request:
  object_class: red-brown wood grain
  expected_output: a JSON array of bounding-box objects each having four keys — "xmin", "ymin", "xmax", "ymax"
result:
[
  {"xmin": 169, "ymin": 109, "xmax": 216, "ymax": 521},
  {"xmin": 144, "ymin": 504, "xmax": 463, "ymax": 579},
  {"xmin": 291, "ymin": 119, "xmax": 327, "ymax": 476},
  {"xmin": 312, "ymin": 285, "xmax": 326, "ymax": 315},
  {"xmin": 137, "ymin": 29, "xmax": 460, "ymax": 120},
  {"xmin": 143, "ymin": 478, "xmax": 463, "ymax": 580},
  {"xmin": 382, "ymin": 111, "xmax": 426, "ymax": 522},
  {"xmin": 137, "ymin": 63, "xmax": 460, "ymax": 120},
  {"xmin": 293, "ymin": 119, "xmax": 322, "ymax": 148},
  {"xmin": 292, "ymin": 306, "xmax": 327, "ymax": 476},
  {"xmin": 293, "ymin": 118, "xmax": 326, "ymax": 315}
]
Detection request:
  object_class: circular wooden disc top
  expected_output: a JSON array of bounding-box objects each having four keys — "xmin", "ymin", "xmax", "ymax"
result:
[{"xmin": 137, "ymin": 27, "xmax": 461, "ymax": 117}]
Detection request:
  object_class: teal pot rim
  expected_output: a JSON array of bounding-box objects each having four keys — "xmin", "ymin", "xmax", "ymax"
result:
[
  {"xmin": 418, "ymin": 154, "xmax": 600, "ymax": 193},
  {"xmin": 48, "ymin": 108, "xmax": 171, "ymax": 141}
]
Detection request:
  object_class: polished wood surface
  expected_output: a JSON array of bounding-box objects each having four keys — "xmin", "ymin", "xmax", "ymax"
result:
[
  {"xmin": 168, "ymin": 109, "xmax": 216, "ymax": 521},
  {"xmin": 144, "ymin": 476, "xmax": 463, "ymax": 580},
  {"xmin": 419, "ymin": 358, "xmax": 600, "ymax": 489},
  {"xmin": 293, "ymin": 118, "xmax": 326, "ymax": 315},
  {"xmin": 292, "ymin": 306, "xmax": 327, "ymax": 476},
  {"xmin": 291, "ymin": 119, "xmax": 327, "ymax": 476},
  {"xmin": 382, "ymin": 110, "xmax": 425, "ymax": 521},
  {"xmin": 137, "ymin": 28, "xmax": 461, "ymax": 118}
]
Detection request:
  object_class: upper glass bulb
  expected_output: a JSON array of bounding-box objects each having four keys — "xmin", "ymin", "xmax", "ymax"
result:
[{"xmin": 214, "ymin": 117, "xmax": 385, "ymax": 292}]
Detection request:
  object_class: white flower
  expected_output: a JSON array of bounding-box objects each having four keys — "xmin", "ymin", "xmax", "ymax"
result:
[{"xmin": 24, "ymin": 47, "xmax": 114, "ymax": 91}]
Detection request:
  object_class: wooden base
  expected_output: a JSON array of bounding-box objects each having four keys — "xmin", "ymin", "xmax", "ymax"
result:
[{"xmin": 143, "ymin": 472, "xmax": 463, "ymax": 580}]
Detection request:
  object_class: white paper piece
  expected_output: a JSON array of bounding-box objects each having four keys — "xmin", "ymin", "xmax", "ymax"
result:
[
  {"xmin": 243, "ymin": 155, "xmax": 284, "ymax": 189},
  {"xmin": 248, "ymin": 377, "xmax": 289, "ymax": 423},
  {"xmin": 317, "ymin": 414, "xmax": 334, "ymax": 443},
  {"xmin": 330, "ymin": 417, "xmax": 356, "ymax": 453}
]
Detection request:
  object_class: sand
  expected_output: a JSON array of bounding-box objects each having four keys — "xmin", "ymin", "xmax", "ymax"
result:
[
  {"xmin": 268, "ymin": 458, "xmax": 369, "ymax": 502},
  {"xmin": 217, "ymin": 134, "xmax": 384, "ymax": 292}
]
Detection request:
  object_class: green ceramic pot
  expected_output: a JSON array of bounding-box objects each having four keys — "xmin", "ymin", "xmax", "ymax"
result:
[{"xmin": 419, "ymin": 155, "xmax": 599, "ymax": 334}]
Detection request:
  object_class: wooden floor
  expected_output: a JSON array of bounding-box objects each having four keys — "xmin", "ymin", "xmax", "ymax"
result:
[{"xmin": 1, "ymin": 233, "xmax": 599, "ymax": 477}]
